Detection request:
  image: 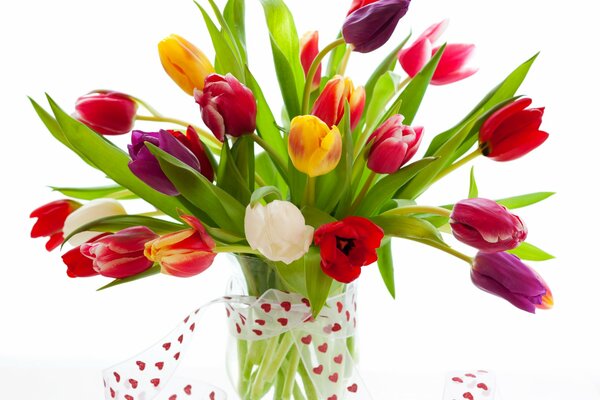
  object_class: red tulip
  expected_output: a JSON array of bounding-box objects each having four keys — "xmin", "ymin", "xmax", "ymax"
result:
[
  {"xmin": 311, "ymin": 76, "xmax": 365, "ymax": 130},
  {"xmin": 398, "ymin": 20, "xmax": 477, "ymax": 85},
  {"xmin": 74, "ymin": 91, "xmax": 138, "ymax": 135},
  {"xmin": 347, "ymin": 0, "xmax": 378, "ymax": 16},
  {"xmin": 80, "ymin": 226, "xmax": 158, "ymax": 279},
  {"xmin": 144, "ymin": 215, "xmax": 216, "ymax": 278},
  {"xmin": 194, "ymin": 73, "xmax": 257, "ymax": 141},
  {"xmin": 450, "ymin": 198, "xmax": 527, "ymax": 252},
  {"xmin": 479, "ymin": 98, "xmax": 549, "ymax": 162},
  {"xmin": 472, "ymin": 251, "xmax": 553, "ymax": 313},
  {"xmin": 300, "ymin": 31, "xmax": 321, "ymax": 91},
  {"xmin": 367, "ymin": 115, "xmax": 423, "ymax": 174},
  {"xmin": 30, "ymin": 200, "xmax": 81, "ymax": 251},
  {"xmin": 169, "ymin": 126, "xmax": 214, "ymax": 182},
  {"xmin": 314, "ymin": 216, "xmax": 384, "ymax": 283},
  {"xmin": 61, "ymin": 233, "xmax": 109, "ymax": 278}
]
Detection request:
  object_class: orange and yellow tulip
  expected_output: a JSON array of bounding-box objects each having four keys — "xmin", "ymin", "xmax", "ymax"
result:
[
  {"xmin": 158, "ymin": 34, "xmax": 215, "ymax": 95},
  {"xmin": 288, "ymin": 115, "xmax": 342, "ymax": 177}
]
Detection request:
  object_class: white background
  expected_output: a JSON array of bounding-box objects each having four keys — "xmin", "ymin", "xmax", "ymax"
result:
[{"xmin": 1, "ymin": 0, "xmax": 599, "ymax": 398}]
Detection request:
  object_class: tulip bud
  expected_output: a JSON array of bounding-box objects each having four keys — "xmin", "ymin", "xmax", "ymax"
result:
[
  {"xmin": 472, "ymin": 251, "xmax": 553, "ymax": 313},
  {"xmin": 450, "ymin": 198, "xmax": 527, "ymax": 252},
  {"xmin": 311, "ymin": 76, "xmax": 365, "ymax": 130},
  {"xmin": 62, "ymin": 199, "xmax": 127, "ymax": 246},
  {"xmin": 144, "ymin": 215, "xmax": 216, "ymax": 278},
  {"xmin": 158, "ymin": 34, "xmax": 215, "ymax": 95},
  {"xmin": 366, "ymin": 115, "xmax": 423, "ymax": 174},
  {"xmin": 288, "ymin": 115, "xmax": 342, "ymax": 177},
  {"xmin": 398, "ymin": 20, "xmax": 477, "ymax": 85},
  {"xmin": 300, "ymin": 31, "xmax": 321, "ymax": 91},
  {"xmin": 244, "ymin": 200, "xmax": 314, "ymax": 265},
  {"xmin": 80, "ymin": 226, "xmax": 158, "ymax": 279},
  {"xmin": 343, "ymin": 0, "xmax": 411, "ymax": 53},
  {"xmin": 62, "ymin": 234, "xmax": 110, "ymax": 278},
  {"xmin": 128, "ymin": 130, "xmax": 205, "ymax": 195},
  {"xmin": 30, "ymin": 200, "xmax": 81, "ymax": 251},
  {"xmin": 169, "ymin": 126, "xmax": 215, "ymax": 182},
  {"xmin": 194, "ymin": 73, "xmax": 257, "ymax": 142},
  {"xmin": 74, "ymin": 91, "xmax": 138, "ymax": 135},
  {"xmin": 479, "ymin": 98, "xmax": 549, "ymax": 162}
]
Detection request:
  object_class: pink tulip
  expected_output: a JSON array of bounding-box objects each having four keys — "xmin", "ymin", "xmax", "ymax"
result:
[
  {"xmin": 366, "ymin": 115, "xmax": 423, "ymax": 174},
  {"xmin": 300, "ymin": 31, "xmax": 321, "ymax": 91},
  {"xmin": 398, "ymin": 20, "xmax": 477, "ymax": 85},
  {"xmin": 80, "ymin": 226, "xmax": 158, "ymax": 279},
  {"xmin": 74, "ymin": 91, "xmax": 138, "ymax": 135},
  {"xmin": 450, "ymin": 198, "xmax": 527, "ymax": 252}
]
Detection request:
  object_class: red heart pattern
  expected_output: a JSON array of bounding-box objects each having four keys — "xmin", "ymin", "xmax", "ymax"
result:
[
  {"xmin": 312, "ymin": 365, "xmax": 323, "ymax": 375},
  {"xmin": 347, "ymin": 383, "xmax": 358, "ymax": 392}
]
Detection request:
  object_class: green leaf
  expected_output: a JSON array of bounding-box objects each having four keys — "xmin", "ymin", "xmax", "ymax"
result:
[
  {"xmin": 258, "ymin": 0, "xmax": 305, "ymax": 118},
  {"xmin": 365, "ymin": 71, "xmax": 404, "ymax": 131},
  {"xmin": 301, "ymin": 206, "xmax": 336, "ymax": 229},
  {"xmin": 275, "ymin": 257, "xmax": 306, "ymax": 297},
  {"xmin": 216, "ymin": 140, "xmax": 252, "ymax": 204},
  {"xmin": 51, "ymin": 185, "xmax": 137, "ymax": 200},
  {"xmin": 250, "ymin": 186, "xmax": 283, "ymax": 206},
  {"xmin": 325, "ymin": 32, "xmax": 347, "ymax": 76},
  {"xmin": 507, "ymin": 242, "xmax": 555, "ymax": 261},
  {"xmin": 356, "ymin": 157, "xmax": 438, "ymax": 217},
  {"xmin": 44, "ymin": 96, "xmax": 186, "ymax": 220},
  {"xmin": 63, "ymin": 215, "xmax": 186, "ymax": 243},
  {"xmin": 305, "ymin": 247, "xmax": 333, "ymax": 317},
  {"xmin": 147, "ymin": 143, "xmax": 246, "ymax": 234},
  {"xmin": 97, "ymin": 264, "xmax": 161, "ymax": 291},
  {"xmin": 377, "ymin": 238, "xmax": 395, "ymax": 298},
  {"xmin": 223, "ymin": 0, "xmax": 247, "ymax": 64},
  {"xmin": 371, "ymin": 215, "xmax": 445, "ymax": 247},
  {"xmin": 468, "ymin": 167, "xmax": 479, "ymax": 198},
  {"xmin": 255, "ymin": 152, "xmax": 288, "ymax": 197},
  {"xmin": 496, "ymin": 192, "xmax": 555, "ymax": 209}
]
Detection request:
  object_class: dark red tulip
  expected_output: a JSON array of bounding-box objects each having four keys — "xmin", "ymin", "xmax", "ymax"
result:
[
  {"xmin": 30, "ymin": 200, "xmax": 81, "ymax": 251},
  {"xmin": 169, "ymin": 126, "xmax": 214, "ymax": 182},
  {"xmin": 74, "ymin": 91, "xmax": 138, "ymax": 135},
  {"xmin": 479, "ymin": 98, "xmax": 549, "ymax": 162}
]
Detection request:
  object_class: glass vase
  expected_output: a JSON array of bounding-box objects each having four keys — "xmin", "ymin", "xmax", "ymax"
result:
[{"xmin": 225, "ymin": 255, "xmax": 361, "ymax": 400}]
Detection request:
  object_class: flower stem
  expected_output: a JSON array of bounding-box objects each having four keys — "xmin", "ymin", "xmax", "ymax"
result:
[
  {"xmin": 302, "ymin": 38, "xmax": 347, "ymax": 115},
  {"xmin": 250, "ymin": 134, "xmax": 289, "ymax": 176},
  {"xmin": 214, "ymin": 246, "xmax": 260, "ymax": 255},
  {"xmin": 128, "ymin": 95, "xmax": 164, "ymax": 117},
  {"xmin": 382, "ymin": 205, "xmax": 452, "ymax": 217},
  {"xmin": 305, "ymin": 176, "xmax": 316, "ymax": 207},
  {"xmin": 421, "ymin": 240, "xmax": 473, "ymax": 265},
  {"xmin": 250, "ymin": 336, "xmax": 280, "ymax": 399},
  {"xmin": 349, "ymin": 170, "xmax": 377, "ymax": 214},
  {"xmin": 435, "ymin": 148, "xmax": 482, "ymax": 182},
  {"xmin": 337, "ymin": 44, "xmax": 354, "ymax": 76},
  {"xmin": 298, "ymin": 362, "xmax": 319, "ymax": 400},
  {"xmin": 262, "ymin": 333, "xmax": 294, "ymax": 384},
  {"xmin": 135, "ymin": 115, "xmax": 222, "ymax": 150},
  {"xmin": 282, "ymin": 347, "xmax": 300, "ymax": 399}
]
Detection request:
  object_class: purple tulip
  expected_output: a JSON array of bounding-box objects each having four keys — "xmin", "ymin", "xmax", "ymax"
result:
[
  {"xmin": 472, "ymin": 252, "xmax": 553, "ymax": 313},
  {"xmin": 342, "ymin": 0, "xmax": 411, "ymax": 53},
  {"xmin": 450, "ymin": 198, "xmax": 527, "ymax": 252},
  {"xmin": 128, "ymin": 130, "xmax": 203, "ymax": 195}
]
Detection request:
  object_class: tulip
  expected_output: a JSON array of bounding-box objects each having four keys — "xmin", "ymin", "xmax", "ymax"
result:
[
  {"xmin": 311, "ymin": 76, "xmax": 365, "ymax": 130},
  {"xmin": 80, "ymin": 226, "xmax": 158, "ymax": 279},
  {"xmin": 366, "ymin": 115, "xmax": 423, "ymax": 174},
  {"xmin": 30, "ymin": 200, "xmax": 81, "ymax": 251},
  {"xmin": 128, "ymin": 130, "xmax": 205, "ymax": 195},
  {"xmin": 62, "ymin": 242, "xmax": 101, "ymax": 278},
  {"xmin": 144, "ymin": 215, "xmax": 216, "ymax": 278},
  {"xmin": 74, "ymin": 91, "xmax": 138, "ymax": 135},
  {"xmin": 158, "ymin": 34, "xmax": 215, "ymax": 95},
  {"xmin": 450, "ymin": 198, "xmax": 527, "ymax": 252},
  {"xmin": 472, "ymin": 251, "xmax": 553, "ymax": 313},
  {"xmin": 62, "ymin": 199, "xmax": 126, "ymax": 247},
  {"xmin": 314, "ymin": 216, "xmax": 384, "ymax": 283},
  {"xmin": 288, "ymin": 115, "xmax": 342, "ymax": 177},
  {"xmin": 169, "ymin": 126, "xmax": 214, "ymax": 182},
  {"xmin": 194, "ymin": 73, "xmax": 257, "ymax": 142},
  {"xmin": 300, "ymin": 31, "xmax": 321, "ymax": 91},
  {"xmin": 347, "ymin": 0, "xmax": 378, "ymax": 16},
  {"xmin": 342, "ymin": 0, "xmax": 411, "ymax": 53},
  {"xmin": 244, "ymin": 200, "xmax": 314, "ymax": 264},
  {"xmin": 398, "ymin": 20, "xmax": 477, "ymax": 85},
  {"xmin": 478, "ymin": 98, "xmax": 549, "ymax": 162}
]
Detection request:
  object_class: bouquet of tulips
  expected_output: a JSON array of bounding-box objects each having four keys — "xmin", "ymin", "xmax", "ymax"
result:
[{"xmin": 29, "ymin": 0, "xmax": 555, "ymax": 398}]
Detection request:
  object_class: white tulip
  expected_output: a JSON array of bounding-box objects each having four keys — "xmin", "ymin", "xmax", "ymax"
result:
[
  {"xmin": 244, "ymin": 200, "xmax": 314, "ymax": 264},
  {"xmin": 63, "ymin": 199, "xmax": 127, "ymax": 246}
]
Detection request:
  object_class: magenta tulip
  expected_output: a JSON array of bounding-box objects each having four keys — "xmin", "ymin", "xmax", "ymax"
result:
[
  {"xmin": 398, "ymin": 20, "xmax": 477, "ymax": 85},
  {"xmin": 74, "ymin": 91, "xmax": 138, "ymax": 135},
  {"xmin": 194, "ymin": 73, "xmax": 257, "ymax": 141},
  {"xmin": 472, "ymin": 251, "xmax": 553, "ymax": 313},
  {"xmin": 366, "ymin": 115, "xmax": 423, "ymax": 174},
  {"xmin": 80, "ymin": 226, "xmax": 158, "ymax": 279},
  {"xmin": 479, "ymin": 98, "xmax": 549, "ymax": 162},
  {"xmin": 450, "ymin": 198, "xmax": 527, "ymax": 252}
]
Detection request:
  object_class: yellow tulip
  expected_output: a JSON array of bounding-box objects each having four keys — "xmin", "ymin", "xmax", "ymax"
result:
[
  {"xmin": 288, "ymin": 115, "xmax": 342, "ymax": 177},
  {"xmin": 158, "ymin": 34, "xmax": 215, "ymax": 95}
]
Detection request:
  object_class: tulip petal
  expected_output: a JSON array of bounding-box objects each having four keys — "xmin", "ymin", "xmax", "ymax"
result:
[{"xmin": 398, "ymin": 37, "xmax": 433, "ymax": 77}]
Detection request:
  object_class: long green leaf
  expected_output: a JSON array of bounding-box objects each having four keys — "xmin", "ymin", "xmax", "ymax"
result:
[
  {"xmin": 44, "ymin": 96, "xmax": 186, "ymax": 220},
  {"xmin": 51, "ymin": 185, "xmax": 137, "ymax": 200},
  {"xmin": 377, "ymin": 238, "xmax": 395, "ymax": 298},
  {"xmin": 305, "ymin": 247, "xmax": 333, "ymax": 317},
  {"xmin": 224, "ymin": 0, "xmax": 247, "ymax": 63},
  {"xmin": 97, "ymin": 264, "xmax": 161, "ymax": 291},
  {"xmin": 365, "ymin": 71, "xmax": 403, "ymax": 131},
  {"xmin": 497, "ymin": 192, "xmax": 555, "ymax": 209},
  {"xmin": 217, "ymin": 140, "xmax": 252, "ymax": 205},
  {"xmin": 468, "ymin": 167, "xmax": 479, "ymax": 198},
  {"xmin": 507, "ymin": 242, "xmax": 555, "ymax": 261},
  {"xmin": 371, "ymin": 215, "xmax": 445, "ymax": 246}
]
